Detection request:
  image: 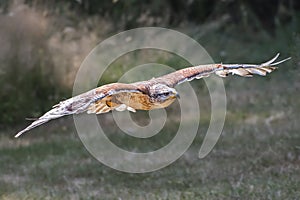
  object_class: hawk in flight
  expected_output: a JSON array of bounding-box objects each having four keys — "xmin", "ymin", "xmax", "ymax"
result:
[{"xmin": 15, "ymin": 53, "xmax": 290, "ymax": 137}]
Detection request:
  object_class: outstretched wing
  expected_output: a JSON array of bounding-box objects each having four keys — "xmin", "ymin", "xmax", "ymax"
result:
[
  {"xmin": 15, "ymin": 83, "xmax": 145, "ymax": 138},
  {"xmin": 154, "ymin": 53, "xmax": 291, "ymax": 87},
  {"xmin": 15, "ymin": 53, "xmax": 291, "ymax": 138}
]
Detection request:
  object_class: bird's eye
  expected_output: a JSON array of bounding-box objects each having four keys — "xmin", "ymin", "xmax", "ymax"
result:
[{"xmin": 152, "ymin": 92, "xmax": 170, "ymax": 98}]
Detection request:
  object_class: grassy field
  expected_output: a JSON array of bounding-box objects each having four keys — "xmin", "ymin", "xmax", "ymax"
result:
[
  {"xmin": 1, "ymin": 106, "xmax": 299, "ymax": 199},
  {"xmin": 1, "ymin": 55, "xmax": 300, "ymax": 199},
  {"xmin": 1, "ymin": 2, "xmax": 300, "ymax": 199}
]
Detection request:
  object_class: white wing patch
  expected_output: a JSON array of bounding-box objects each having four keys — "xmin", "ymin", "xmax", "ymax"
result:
[
  {"xmin": 127, "ymin": 106, "xmax": 136, "ymax": 112},
  {"xmin": 115, "ymin": 104, "xmax": 127, "ymax": 111},
  {"xmin": 115, "ymin": 104, "xmax": 136, "ymax": 112}
]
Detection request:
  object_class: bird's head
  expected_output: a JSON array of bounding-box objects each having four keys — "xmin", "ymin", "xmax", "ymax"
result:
[{"xmin": 148, "ymin": 84, "xmax": 179, "ymax": 103}]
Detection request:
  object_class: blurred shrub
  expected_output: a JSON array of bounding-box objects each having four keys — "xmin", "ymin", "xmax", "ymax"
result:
[
  {"xmin": 0, "ymin": 7, "xmax": 67, "ymax": 125},
  {"xmin": 0, "ymin": 0, "xmax": 298, "ymax": 128},
  {"xmin": 23, "ymin": 0, "xmax": 300, "ymax": 32},
  {"xmin": 0, "ymin": 0, "xmax": 9, "ymax": 13}
]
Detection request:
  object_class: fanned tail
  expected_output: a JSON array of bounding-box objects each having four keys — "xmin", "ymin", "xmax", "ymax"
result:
[{"xmin": 215, "ymin": 53, "xmax": 291, "ymax": 77}]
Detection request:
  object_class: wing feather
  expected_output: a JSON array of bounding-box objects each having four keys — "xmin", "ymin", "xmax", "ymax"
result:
[
  {"xmin": 154, "ymin": 53, "xmax": 290, "ymax": 87},
  {"xmin": 15, "ymin": 83, "xmax": 144, "ymax": 137},
  {"xmin": 215, "ymin": 54, "xmax": 290, "ymax": 78},
  {"xmin": 15, "ymin": 54, "xmax": 291, "ymax": 138}
]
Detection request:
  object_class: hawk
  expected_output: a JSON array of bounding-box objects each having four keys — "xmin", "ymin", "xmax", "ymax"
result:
[{"xmin": 15, "ymin": 53, "xmax": 290, "ymax": 137}]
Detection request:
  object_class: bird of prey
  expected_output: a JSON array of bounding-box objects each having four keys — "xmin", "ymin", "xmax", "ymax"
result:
[{"xmin": 15, "ymin": 53, "xmax": 290, "ymax": 138}]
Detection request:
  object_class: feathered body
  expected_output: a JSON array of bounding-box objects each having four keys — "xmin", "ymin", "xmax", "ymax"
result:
[{"xmin": 15, "ymin": 53, "xmax": 290, "ymax": 137}]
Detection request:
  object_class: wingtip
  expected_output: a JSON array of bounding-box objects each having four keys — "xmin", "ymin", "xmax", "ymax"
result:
[
  {"xmin": 262, "ymin": 53, "xmax": 280, "ymax": 66},
  {"xmin": 270, "ymin": 56, "xmax": 292, "ymax": 66},
  {"xmin": 14, "ymin": 121, "xmax": 38, "ymax": 138},
  {"xmin": 14, "ymin": 131, "xmax": 24, "ymax": 138},
  {"xmin": 273, "ymin": 53, "xmax": 280, "ymax": 60},
  {"xmin": 261, "ymin": 53, "xmax": 291, "ymax": 67}
]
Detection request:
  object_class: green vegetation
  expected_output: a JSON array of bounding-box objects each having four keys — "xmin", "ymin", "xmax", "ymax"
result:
[
  {"xmin": 1, "ymin": 117, "xmax": 299, "ymax": 199},
  {"xmin": 0, "ymin": 1, "xmax": 299, "ymax": 199}
]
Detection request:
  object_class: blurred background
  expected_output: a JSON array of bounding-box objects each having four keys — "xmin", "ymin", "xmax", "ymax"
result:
[{"xmin": 0, "ymin": 0, "xmax": 299, "ymax": 199}]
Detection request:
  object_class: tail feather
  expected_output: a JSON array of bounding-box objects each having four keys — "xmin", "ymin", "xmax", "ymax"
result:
[{"xmin": 215, "ymin": 53, "xmax": 291, "ymax": 77}]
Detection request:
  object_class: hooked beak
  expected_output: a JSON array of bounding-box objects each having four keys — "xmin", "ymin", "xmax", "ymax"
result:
[{"xmin": 175, "ymin": 92, "xmax": 180, "ymax": 99}]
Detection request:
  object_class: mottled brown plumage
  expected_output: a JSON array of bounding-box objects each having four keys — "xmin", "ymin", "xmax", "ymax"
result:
[{"xmin": 15, "ymin": 53, "xmax": 290, "ymax": 137}]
